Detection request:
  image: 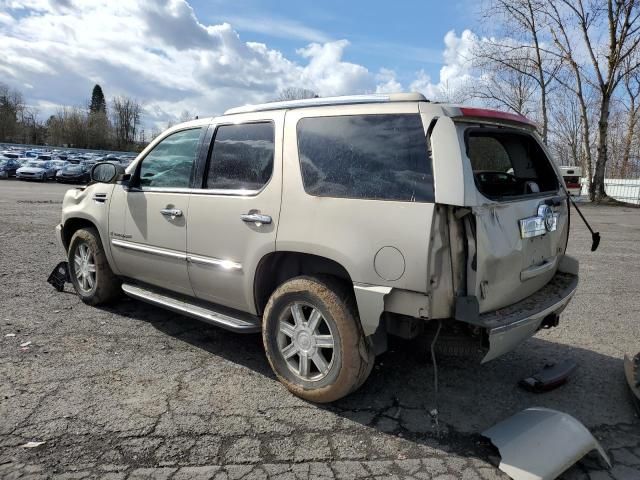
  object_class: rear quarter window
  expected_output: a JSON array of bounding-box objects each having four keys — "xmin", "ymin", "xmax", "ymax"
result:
[{"xmin": 296, "ymin": 114, "xmax": 434, "ymax": 202}]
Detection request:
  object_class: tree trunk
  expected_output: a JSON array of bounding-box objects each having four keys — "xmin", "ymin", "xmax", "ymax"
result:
[{"xmin": 591, "ymin": 95, "xmax": 611, "ymax": 201}]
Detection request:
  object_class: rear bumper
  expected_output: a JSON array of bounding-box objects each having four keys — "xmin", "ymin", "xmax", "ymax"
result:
[{"xmin": 463, "ymin": 271, "xmax": 578, "ymax": 362}]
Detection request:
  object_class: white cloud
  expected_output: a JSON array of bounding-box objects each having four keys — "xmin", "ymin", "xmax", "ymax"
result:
[
  {"xmin": 375, "ymin": 68, "xmax": 402, "ymax": 93},
  {"xmin": 0, "ymin": 1, "xmax": 482, "ymax": 128}
]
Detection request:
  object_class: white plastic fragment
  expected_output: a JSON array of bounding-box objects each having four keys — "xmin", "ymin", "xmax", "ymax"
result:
[
  {"xmin": 5, "ymin": 333, "xmax": 16, "ymax": 337},
  {"xmin": 21, "ymin": 441, "xmax": 45, "ymax": 448},
  {"xmin": 483, "ymin": 407, "xmax": 610, "ymax": 480},
  {"xmin": 20, "ymin": 341, "xmax": 31, "ymax": 347}
]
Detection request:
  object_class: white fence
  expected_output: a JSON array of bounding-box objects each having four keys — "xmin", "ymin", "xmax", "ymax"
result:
[{"xmin": 581, "ymin": 178, "xmax": 640, "ymax": 205}]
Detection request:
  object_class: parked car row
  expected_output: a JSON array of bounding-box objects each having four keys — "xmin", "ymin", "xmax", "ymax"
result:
[{"xmin": 0, "ymin": 146, "xmax": 136, "ymax": 184}]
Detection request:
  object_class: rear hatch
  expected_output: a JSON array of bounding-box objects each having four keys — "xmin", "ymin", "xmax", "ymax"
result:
[{"xmin": 430, "ymin": 109, "xmax": 569, "ymax": 313}]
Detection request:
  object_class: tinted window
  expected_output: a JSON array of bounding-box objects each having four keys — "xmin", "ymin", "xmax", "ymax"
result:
[
  {"xmin": 297, "ymin": 114, "xmax": 433, "ymax": 202},
  {"xmin": 138, "ymin": 128, "xmax": 202, "ymax": 188},
  {"xmin": 206, "ymin": 122, "xmax": 274, "ymax": 190}
]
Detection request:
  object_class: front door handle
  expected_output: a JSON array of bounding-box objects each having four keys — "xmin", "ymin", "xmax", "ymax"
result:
[
  {"xmin": 160, "ymin": 208, "xmax": 183, "ymax": 219},
  {"xmin": 240, "ymin": 213, "xmax": 272, "ymax": 225}
]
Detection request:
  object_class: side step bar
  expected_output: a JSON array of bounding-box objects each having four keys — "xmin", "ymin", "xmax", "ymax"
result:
[{"xmin": 121, "ymin": 283, "xmax": 261, "ymax": 333}]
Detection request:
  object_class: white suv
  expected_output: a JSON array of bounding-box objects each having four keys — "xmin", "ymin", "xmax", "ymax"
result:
[{"xmin": 56, "ymin": 93, "xmax": 578, "ymax": 402}]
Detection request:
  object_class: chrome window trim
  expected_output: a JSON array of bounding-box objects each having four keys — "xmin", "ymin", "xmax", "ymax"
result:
[
  {"xmin": 111, "ymin": 239, "xmax": 186, "ymax": 260},
  {"xmin": 127, "ymin": 186, "xmax": 262, "ymax": 196}
]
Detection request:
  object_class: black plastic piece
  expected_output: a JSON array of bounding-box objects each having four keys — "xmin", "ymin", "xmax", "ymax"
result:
[
  {"xmin": 47, "ymin": 261, "xmax": 70, "ymax": 292},
  {"xmin": 519, "ymin": 360, "xmax": 577, "ymax": 393},
  {"xmin": 454, "ymin": 295, "xmax": 480, "ymax": 323}
]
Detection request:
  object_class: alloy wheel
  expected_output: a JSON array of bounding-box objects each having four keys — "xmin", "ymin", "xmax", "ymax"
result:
[
  {"xmin": 73, "ymin": 242, "xmax": 96, "ymax": 292},
  {"xmin": 277, "ymin": 302, "xmax": 336, "ymax": 381}
]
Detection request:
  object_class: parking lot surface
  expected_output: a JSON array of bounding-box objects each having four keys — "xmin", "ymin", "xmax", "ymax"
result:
[{"xmin": 1, "ymin": 180, "xmax": 639, "ymax": 479}]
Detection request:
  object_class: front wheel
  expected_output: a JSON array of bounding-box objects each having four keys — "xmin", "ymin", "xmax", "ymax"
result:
[
  {"xmin": 262, "ymin": 276, "xmax": 374, "ymax": 403},
  {"xmin": 68, "ymin": 227, "xmax": 121, "ymax": 305}
]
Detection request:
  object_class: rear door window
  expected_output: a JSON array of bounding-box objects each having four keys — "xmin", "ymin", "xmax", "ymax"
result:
[
  {"xmin": 296, "ymin": 114, "xmax": 434, "ymax": 202},
  {"xmin": 466, "ymin": 129, "xmax": 558, "ymax": 199},
  {"xmin": 206, "ymin": 122, "xmax": 274, "ymax": 191}
]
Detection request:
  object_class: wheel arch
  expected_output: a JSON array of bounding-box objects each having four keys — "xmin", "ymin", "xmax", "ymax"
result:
[
  {"xmin": 253, "ymin": 251, "xmax": 353, "ymax": 317},
  {"xmin": 61, "ymin": 217, "xmax": 99, "ymax": 250},
  {"xmin": 61, "ymin": 215, "xmax": 121, "ymax": 276}
]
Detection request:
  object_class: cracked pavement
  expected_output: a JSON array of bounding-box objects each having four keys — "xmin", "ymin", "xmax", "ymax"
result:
[{"xmin": 1, "ymin": 181, "xmax": 639, "ymax": 479}]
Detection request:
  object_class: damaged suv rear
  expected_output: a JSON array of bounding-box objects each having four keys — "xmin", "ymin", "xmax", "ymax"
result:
[{"xmin": 416, "ymin": 104, "xmax": 577, "ymax": 362}]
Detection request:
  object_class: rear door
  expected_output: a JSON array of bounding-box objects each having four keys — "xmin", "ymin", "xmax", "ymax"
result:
[
  {"xmin": 430, "ymin": 118, "xmax": 568, "ymax": 313},
  {"xmin": 186, "ymin": 113, "xmax": 283, "ymax": 313}
]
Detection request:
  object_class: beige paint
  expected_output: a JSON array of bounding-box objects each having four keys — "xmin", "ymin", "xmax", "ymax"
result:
[{"xmin": 186, "ymin": 110, "xmax": 285, "ymax": 313}]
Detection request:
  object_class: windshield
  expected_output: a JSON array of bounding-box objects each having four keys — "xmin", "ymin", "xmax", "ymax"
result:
[
  {"xmin": 465, "ymin": 128, "xmax": 559, "ymax": 200},
  {"xmin": 65, "ymin": 165, "xmax": 83, "ymax": 172},
  {"xmin": 0, "ymin": 161, "xmax": 7, "ymax": 167},
  {"xmin": 25, "ymin": 161, "xmax": 43, "ymax": 168}
]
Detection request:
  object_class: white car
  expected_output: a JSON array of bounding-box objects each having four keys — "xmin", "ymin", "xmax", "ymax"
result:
[{"xmin": 16, "ymin": 160, "xmax": 56, "ymax": 181}]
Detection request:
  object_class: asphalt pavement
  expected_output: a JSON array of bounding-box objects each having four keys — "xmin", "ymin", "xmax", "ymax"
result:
[{"xmin": 1, "ymin": 179, "xmax": 638, "ymax": 479}]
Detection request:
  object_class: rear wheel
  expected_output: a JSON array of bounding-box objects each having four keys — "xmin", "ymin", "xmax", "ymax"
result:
[
  {"xmin": 68, "ymin": 227, "xmax": 121, "ymax": 305},
  {"xmin": 262, "ymin": 276, "xmax": 374, "ymax": 403}
]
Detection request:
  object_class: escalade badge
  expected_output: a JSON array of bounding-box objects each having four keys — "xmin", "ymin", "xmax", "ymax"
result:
[{"xmin": 519, "ymin": 205, "xmax": 558, "ymax": 239}]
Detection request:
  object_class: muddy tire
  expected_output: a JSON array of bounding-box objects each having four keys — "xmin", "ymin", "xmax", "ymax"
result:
[
  {"xmin": 262, "ymin": 275, "xmax": 374, "ymax": 403},
  {"xmin": 68, "ymin": 227, "xmax": 121, "ymax": 305}
]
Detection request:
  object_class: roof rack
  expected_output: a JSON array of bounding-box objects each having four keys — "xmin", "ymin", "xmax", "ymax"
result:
[{"xmin": 224, "ymin": 92, "xmax": 428, "ymax": 115}]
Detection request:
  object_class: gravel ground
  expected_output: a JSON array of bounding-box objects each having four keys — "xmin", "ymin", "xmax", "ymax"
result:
[{"xmin": 1, "ymin": 180, "xmax": 639, "ymax": 480}]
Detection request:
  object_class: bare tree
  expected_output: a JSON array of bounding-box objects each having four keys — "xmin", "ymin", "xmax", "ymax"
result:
[
  {"xmin": 178, "ymin": 110, "xmax": 194, "ymax": 123},
  {"xmin": 473, "ymin": 57, "xmax": 539, "ymax": 116},
  {"xmin": 476, "ymin": 0, "xmax": 560, "ymax": 142},
  {"xmin": 111, "ymin": 96, "xmax": 142, "ymax": 150},
  {"xmin": 275, "ymin": 87, "xmax": 318, "ymax": 101},
  {"xmin": 549, "ymin": 0, "xmax": 640, "ymax": 200}
]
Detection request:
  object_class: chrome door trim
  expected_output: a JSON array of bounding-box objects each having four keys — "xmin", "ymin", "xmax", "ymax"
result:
[
  {"xmin": 111, "ymin": 239, "xmax": 186, "ymax": 261},
  {"xmin": 186, "ymin": 253, "xmax": 242, "ymax": 271}
]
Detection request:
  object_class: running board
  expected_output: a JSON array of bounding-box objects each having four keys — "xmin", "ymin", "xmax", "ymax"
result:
[{"xmin": 121, "ymin": 283, "xmax": 261, "ymax": 333}]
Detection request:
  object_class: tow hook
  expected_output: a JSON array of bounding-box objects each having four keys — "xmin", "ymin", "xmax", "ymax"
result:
[{"xmin": 47, "ymin": 261, "xmax": 70, "ymax": 292}]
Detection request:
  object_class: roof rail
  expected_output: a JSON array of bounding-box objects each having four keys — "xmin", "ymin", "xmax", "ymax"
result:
[{"xmin": 224, "ymin": 92, "xmax": 428, "ymax": 115}]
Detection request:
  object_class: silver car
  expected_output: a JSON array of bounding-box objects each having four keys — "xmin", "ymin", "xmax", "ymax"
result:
[
  {"xmin": 17, "ymin": 160, "xmax": 56, "ymax": 181},
  {"xmin": 55, "ymin": 93, "xmax": 578, "ymax": 402}
]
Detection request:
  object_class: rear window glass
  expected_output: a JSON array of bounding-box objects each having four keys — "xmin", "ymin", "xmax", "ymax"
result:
[
  {"xmin": 297, "ymin": 114, "xmax": 434, "ymax": 202},
  {"xmin": 466, "ymin": 129, "xmax": 558, "ymax": 199}
]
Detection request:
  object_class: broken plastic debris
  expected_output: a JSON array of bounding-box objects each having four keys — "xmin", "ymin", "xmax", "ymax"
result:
[
  {"xmin": 21, "ymin": 441, "xmax": 45, "ymax": 448},
  {"xmin": 5, "ymin": 333, "xmax": 16, "ymax": 337},
  {"xmin": 20, "ymin": 341, "xmax": 32, "ymax": 347},
  {"xmin": 483, "ymin": 407, "xmax": 610, "ymax": 480},
  {"xmin": 519, "ymin": 361, "xmax": 577, "ymax": 393}
]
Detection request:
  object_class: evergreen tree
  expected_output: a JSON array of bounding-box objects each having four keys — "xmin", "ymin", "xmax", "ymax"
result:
[{"xmin": 89, "ymin": 84, "xmax": 106, "ymax": 114}]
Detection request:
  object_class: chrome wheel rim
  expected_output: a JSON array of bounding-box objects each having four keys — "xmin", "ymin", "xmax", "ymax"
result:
[
  {"xmin": 73, "ymin": 242, "xmax": 96, "ymax": 292},
  {"xmin": 277, "ymin": 302, "xmax": 336, "ymax": 381}
]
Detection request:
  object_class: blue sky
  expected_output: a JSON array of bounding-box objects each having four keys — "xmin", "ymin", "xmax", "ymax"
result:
[
  {"xmin": 194, "ymin": 0, "xmax": 478, "ymax": 85},
  {"xmin": 0, "ymin": 0, "xmax": 483, "ymax": 127}
]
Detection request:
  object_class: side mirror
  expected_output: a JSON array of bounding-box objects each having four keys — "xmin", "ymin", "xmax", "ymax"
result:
[{"xmin": 91, "ymin": 162, "xmax": 124, "ymax": 184}]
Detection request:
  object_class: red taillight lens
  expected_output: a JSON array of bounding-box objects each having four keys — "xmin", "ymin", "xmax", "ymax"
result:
[{"xmin": 458, "ymin": 107, "xmax": 536, "ymax": 126}]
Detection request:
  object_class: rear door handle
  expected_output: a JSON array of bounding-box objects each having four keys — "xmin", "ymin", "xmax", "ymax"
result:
[
  {"xmin": 240, "ymin": 213, "xmax": 272, "ymax": 225},
  {"xmin": 160, "ymin": 208, "xmax": 183, "ymax": 218}
]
